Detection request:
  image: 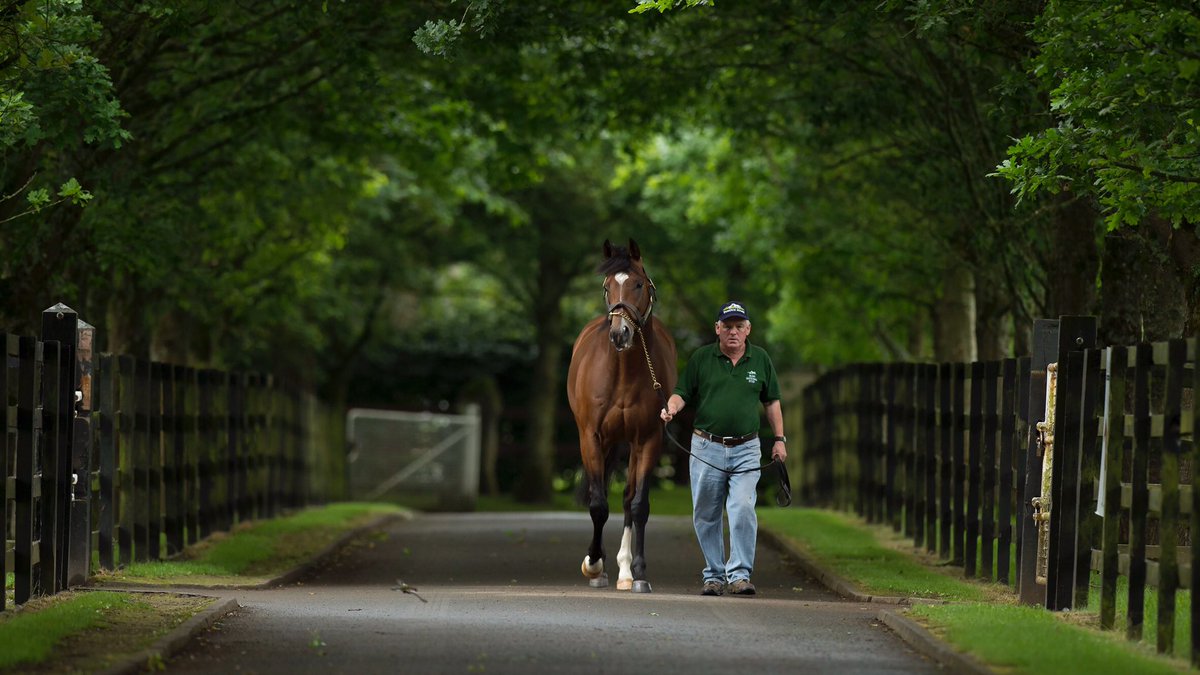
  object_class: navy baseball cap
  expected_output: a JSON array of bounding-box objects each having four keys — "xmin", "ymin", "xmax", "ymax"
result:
[{"xmin": 716, "ymin": 301, "xmax": 750, "ymax": 322}]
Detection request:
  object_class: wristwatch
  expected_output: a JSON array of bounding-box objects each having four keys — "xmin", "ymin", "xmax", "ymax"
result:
[{"xmin": 775, "ymin": 435, "xmax": 787, "ymax": 443}]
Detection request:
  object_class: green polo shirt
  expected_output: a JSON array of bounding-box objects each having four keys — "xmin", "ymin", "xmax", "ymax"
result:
[{"xmin": 674, "ymin": 341, "xmax": 781, "ymax": 438}]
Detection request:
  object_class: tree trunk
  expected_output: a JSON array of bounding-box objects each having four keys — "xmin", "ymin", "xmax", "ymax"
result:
[
  {"xmin": 515, "ymin": 298, "xmax": 564, "ymax": 503},
  {"xmin": 104, "ymin": 274, "xmax": 151, "ymax": 357},
  {"xmin": 1145, "ymin": 216, "xmax": 1200, "ymax": 337},
  {"xmin": 151, "ymin": 307, "xmax": 197, "ymax": 364},
  {"xmin": 932, "ymin": 264, "xmax": 976, "ymax": 362},
  {"xmin": 1045, "ymin": 192, "xmax": 1101, "ymax": 318},
  {"xmin": 1098, "ymin": 227, "xmax": 1187, "ymax": 345},
  {"xmin": 974, "ymin": 273, "xmax": 1009, "ymax": 360}
]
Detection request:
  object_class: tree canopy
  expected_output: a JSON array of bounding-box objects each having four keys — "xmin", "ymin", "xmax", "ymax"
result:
[{"xmin": 4, "ymin": 0, "xmax": 1199, "ymax": 499}]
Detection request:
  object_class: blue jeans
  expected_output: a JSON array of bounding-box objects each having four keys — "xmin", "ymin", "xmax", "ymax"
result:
[{"xmin": 689, "ymin": 435, "xmax": 760, "ymax": 584}]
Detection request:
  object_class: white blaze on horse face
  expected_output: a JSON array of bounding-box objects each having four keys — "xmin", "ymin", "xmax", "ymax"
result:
[
  {"xmin": 616, "ymin": 526, "xmax": 633, "ymax": 585},
  {"xmin": 609, "ymin": 272, "xmax": 634, "ymax": 350}
]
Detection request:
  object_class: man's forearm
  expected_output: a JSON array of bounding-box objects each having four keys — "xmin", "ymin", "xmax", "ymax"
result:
[{"xmin": 764, "ymin": 400, "xmax": 784, "ymax": 437}]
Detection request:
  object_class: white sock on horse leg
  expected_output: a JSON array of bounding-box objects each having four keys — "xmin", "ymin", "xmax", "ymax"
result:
[
  {"xmin": 617, "ymin": 526, "xmax": 633, "ymax": 583},
  {"xmin": 582, "ymin": 555, "xmax": 604, "ymax": 578}
]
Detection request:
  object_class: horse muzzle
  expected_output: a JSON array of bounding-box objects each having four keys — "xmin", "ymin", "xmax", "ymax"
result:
[{"xmin": 609, "ymin": 324, "xmax": 633, "ymax": 352}]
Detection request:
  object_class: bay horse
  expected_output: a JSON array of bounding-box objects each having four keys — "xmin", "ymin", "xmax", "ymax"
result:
[{"xmin": 566, "ymin": 239, "xmax": 677, "ymax": 593}]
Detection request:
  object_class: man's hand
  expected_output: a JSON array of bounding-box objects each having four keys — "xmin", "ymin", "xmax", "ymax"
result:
[
  {"xmin": 772, "ymin": 441, "xmax": 787, "ymax": 463},
  {"xmin": 661, "ymin": 394, "xmax": 684, "ymax": 422}
]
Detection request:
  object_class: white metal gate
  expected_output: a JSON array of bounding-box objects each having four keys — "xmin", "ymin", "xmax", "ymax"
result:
[{"xmin": 346, "ymin": 406, "xmax": 481, "ymax": 510}]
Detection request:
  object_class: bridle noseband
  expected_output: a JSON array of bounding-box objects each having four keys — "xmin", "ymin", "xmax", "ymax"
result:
[
  {"xmin": 604, "ymin": 275, "xmax": 661, "ymax": 390},
  {"xmin": 604, "ymin": 277, "xmax": 656, "ymax": 329}
]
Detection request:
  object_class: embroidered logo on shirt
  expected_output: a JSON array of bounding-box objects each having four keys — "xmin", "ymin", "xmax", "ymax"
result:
[{"xmin": 746, "ymin": 370, "xmax": 758, "ymax": 384}]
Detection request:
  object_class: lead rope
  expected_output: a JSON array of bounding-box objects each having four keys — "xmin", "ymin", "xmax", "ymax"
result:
[
  {"xmin": 611, "ymin": 307, "xmax": 790, "ymax": 506},
  {"xmin": 608, "ymin": 306, "xmax": 662, "ymax": 391}
]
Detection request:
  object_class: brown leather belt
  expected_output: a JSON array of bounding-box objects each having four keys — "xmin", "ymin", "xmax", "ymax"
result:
[{"xmin": 693, "ymin": 429, "xmax": 759, "ymax": 446}]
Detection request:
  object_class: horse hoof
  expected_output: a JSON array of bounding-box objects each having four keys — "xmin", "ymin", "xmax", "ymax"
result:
[
  {"xmin": 631, "ymin": 580, "xmax": 652, "ymax": 594},
  {"xmin": 581, "ymin": 557, "xmax": 604, "ymax": 579},
  {"xmin": 616, "ymin": 578, "xmax": 633, "ymax": 591},
  {"xmin": 588, "ymin": 574, "xmax": 609, "ymax": 588}
]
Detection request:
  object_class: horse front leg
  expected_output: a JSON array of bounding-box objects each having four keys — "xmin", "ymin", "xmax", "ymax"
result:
[
  {"xmin": 620, "ymin": 444, "xmax": 655, "ymax": 594},
  {"xmin": 580, "ymin": 438, "xmax": 609, "ymax": 587},
  {"xmin": 616, "ymin": 485, "xmax": 635, "ymax": 591}
]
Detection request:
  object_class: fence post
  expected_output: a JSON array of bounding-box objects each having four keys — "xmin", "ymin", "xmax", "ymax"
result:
[
  {"xmin": 938, "ymin": 363, "xmax": 952, "ymax": 560},
  {"xmin": 966, "ymin": 362, "xmax": 983, "ymax": 578},
  {"xmin": 97, "ymin": 354, "xmax": 116, "ymax": 570},
  {"xmin": 42, "ymin": 304, "xmax": 81, "ymax": 592},
  {"xmin": 1014, "ymin": 355, "xmax": 1032, "ymax": 589},
  {"xmin": 922, "ymin": 364, "xmax": 937, "ymax": 553},
  {"xmin": 998, "ymin": 358, "xmax": 1017, "ymax": 585},
  {"xmin": 952, "ymin": 362, "xmax": 967, "ymax": 565},
  {"xmin": 0, "ymin": 336, "xmax": 10, "ymax": 611},
  {"xmin": 1073, "ymin": 348, "xmax": 1104, "ymax": 609},
  {"xmin": 14, "ymin": 336, "xmax": 41, "ymax": 604},
  {"xmin": 1046, "ymin": 316, "xmax": 1096, "ymax": 611}
]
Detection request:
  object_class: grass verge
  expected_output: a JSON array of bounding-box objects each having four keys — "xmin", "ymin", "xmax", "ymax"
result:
[
  {"xmin": 909, "ymin": 603, "xmax": 1188, "ymax": 675},
  {"xmin": 758, "ymin": 507, "xmax": 991, "ymax": 601},
  {"xmin": 93, "ymin": 502, "xmax": 406, "ymax": 586},
  {"xmin": 0, "ymin": 590, "xmax": 213, "ymax": 673},
  {"xmin": 1082, "ymin": 569, "xmax": 1192, "ymax": 659},
  {"xmin": 756, "ymin": 505, "xmax": 1191, "ymax": 673}
]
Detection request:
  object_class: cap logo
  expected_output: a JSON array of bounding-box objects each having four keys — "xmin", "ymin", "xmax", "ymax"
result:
[{"xmin": 723, "ymin": 303, "xmax": 745, "ymax": 314}]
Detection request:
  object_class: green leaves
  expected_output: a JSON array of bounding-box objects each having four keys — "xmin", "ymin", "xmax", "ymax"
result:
[
  {"xmin": 628, "ymin": 0, "xmax": 713, "ymax": 14},
  {"xmin": 1000, "ymin": 0, "xmax": 1200, "ymax": 229},
  {"xmin": 413, "ymin": 19, "xmax": 465, "ymax": 58},
  {"xmin": 56, "ymin": 177, "xmax": 92, "ymax": 205}
]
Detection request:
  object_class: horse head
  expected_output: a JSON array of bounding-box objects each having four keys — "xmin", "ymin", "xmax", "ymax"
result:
[{"xmin": 599, "ymin": 238, "xmax": 656, "ymax": 352}]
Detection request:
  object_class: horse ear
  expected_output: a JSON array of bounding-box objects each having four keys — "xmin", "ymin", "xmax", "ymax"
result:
[
  {"xmin": 603, "ymin": 239, "xmax": 615, "ymax": 258},
  {"xmin": 628, "ymin": 238, "xmax": 641, "ymax": 260}
]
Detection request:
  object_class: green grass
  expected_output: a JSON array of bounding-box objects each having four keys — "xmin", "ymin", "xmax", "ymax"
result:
[
  {"xmin": 757, "ymin": 505, "xmax": 1193, "ymax": 673},
  {"xmin": 104, "ymin": 502, "xmax": 405, "ymax": 583},
  {"xmin": 1084, "ymin": 570, "xmax": 1192, "ymax": 659},
  {"xmin": 909, "ymin": 603, "xmax": 1187, "ymax": 675},
  {"xmin": 0, "ymin": 591, "xmax": 132, "ymax": 669},
  {"xmin": 757, "ymin": 507, "xmax": 990, "ymax": 601}
]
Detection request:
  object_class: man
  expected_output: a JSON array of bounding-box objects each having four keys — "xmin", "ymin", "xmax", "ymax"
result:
[{"xmin": 659, "ymin": 300, "xmax": 787, "ymax": 597}]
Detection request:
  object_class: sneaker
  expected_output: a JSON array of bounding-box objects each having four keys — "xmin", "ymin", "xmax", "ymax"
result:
[
  {"xmin": 700, "ymin": 580, "xmax": 725, "ymax": 596},
  {"xmin": 728, "ymin": 579, "xmax": 757, "ymax": 596}
]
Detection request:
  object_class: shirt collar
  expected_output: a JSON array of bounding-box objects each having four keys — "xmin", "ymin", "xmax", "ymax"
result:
[{"xmin": 713, "ymin": 341, "xmax": 752, "ymax": 361}]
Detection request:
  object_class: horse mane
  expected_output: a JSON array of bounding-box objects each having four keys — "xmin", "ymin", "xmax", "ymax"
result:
[{"xmin": 596, "ymin": 246, "xmax": 639, "ymax": 276}]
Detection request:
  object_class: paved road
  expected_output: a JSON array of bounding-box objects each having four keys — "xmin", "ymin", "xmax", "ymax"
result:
[{"xmin": 167, "ymin": 512, "xmax": 939, "ymax": 674}]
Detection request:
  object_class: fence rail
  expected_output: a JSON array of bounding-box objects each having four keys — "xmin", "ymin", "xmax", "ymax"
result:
[
  {"xmin": 802, "ymin": 320, "xmax": 1200, "ymax": 664},
  {"xmin": 2, "ymin": 304, "xmax": 335, "ymax": 611}
]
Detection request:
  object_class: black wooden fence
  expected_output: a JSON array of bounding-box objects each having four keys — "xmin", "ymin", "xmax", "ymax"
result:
[
  {"xmin": 3, "ymin": 304, "xmax": 334, "ymax": 610},
  {"xmin": 802, "ymin": 317, "xmax": 1200, "ymax": 664}
]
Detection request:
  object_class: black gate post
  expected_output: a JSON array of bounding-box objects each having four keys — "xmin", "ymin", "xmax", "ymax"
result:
[
  {"xmin": 41, "ymin": 303, "xmax": 80, "ymax": 592},
  {"xmin": 1046, "ymin": 316, "xmax": 1096, "ymax": 611}
]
